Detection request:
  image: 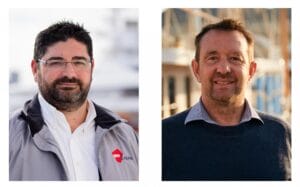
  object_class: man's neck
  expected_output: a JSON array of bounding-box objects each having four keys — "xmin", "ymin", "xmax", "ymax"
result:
[
  {"xmin": 201, "ymin": 96, "xmax": 245, "ymax": 126},
  {"xmin": 61, "ymin": 100, "xmax": 89, "ymax": 132}
]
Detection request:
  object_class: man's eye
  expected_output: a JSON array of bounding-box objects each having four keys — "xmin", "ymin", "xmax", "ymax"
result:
[
  {"xmin": 48, "ymin": 61, "xmax": 64, "ymax": 66},
  {"xmin": 208, "ymin": 56, "xmax": 217, "ymax": 60},
  {"xmin": 73, "ymin": 60, "xmax": 86, "ymax": 66},
  {"xmin": 206, "ymin": 56, "xmax": 218, "ymax": 63},
  {"xmin": 229, "ymin": 57, "xmax": 243, "ymax": 63}
]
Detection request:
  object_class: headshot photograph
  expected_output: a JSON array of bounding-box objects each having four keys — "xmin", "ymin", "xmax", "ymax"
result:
[
  {"xmin": 9, "ymin": 8, "xmax": 138, "ymax": 181},
  {"xmin": 162, "ymin": 8, "xmax": 291, "ymax": 180}
]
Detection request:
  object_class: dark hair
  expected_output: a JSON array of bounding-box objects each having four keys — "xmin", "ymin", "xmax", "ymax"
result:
[
  {"xmin": 33, "ymin": 20, "xmax": 93, "ymax": 60},
  {"xmin": 194, "ymin": 19, "xmax": 254, "ymax": 62}
]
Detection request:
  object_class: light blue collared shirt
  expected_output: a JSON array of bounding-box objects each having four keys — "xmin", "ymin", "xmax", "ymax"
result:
[{"xmin": 184, "ymin": 98, "xmax": 263, "ymax": 126}]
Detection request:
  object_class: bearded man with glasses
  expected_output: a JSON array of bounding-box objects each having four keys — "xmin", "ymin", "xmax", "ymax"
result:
[{"xmin": 9, "ymin": 21, "xmax": 138, "ymax": 181}]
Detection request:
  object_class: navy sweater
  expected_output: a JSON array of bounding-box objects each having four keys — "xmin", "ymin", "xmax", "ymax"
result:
[{"xmin": 162, "ymin": 109, "xmax": 291, "ymax": 180}]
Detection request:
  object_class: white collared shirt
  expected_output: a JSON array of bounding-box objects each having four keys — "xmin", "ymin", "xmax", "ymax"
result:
[{"xmin": 38, "ymin": 94, "xmax": 99, "ymax": 180}]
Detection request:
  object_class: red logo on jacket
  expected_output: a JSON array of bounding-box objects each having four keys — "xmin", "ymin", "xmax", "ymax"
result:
[{"xmin": 112, "ymin": 148, "xmax": 123, "ymax": 163}]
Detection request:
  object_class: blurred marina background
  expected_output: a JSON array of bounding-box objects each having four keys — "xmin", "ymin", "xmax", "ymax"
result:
[
  {"xmin": 9, "ymin": 9, "xmax": 139, "ymax": 131},
  {"xmin": 162, "ymin": 8, "xmax": 291, "ymax": 124}
]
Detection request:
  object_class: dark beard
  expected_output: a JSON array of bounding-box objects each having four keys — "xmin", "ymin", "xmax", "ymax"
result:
[{"xmin": 38, "ymin": 76, "xmax": 91, "ymax": 112}]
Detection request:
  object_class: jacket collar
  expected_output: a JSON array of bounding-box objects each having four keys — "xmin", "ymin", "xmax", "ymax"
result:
[{"xmin": 20, "ymin": 94, "xmax": 122, "ymax": 136}]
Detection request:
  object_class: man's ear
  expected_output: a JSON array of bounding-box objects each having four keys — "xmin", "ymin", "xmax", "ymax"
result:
[
  {"xmin": 191, "ymin": 59, "xmax": 201, "ymax": 83},
  {"xmin": 249, "ymin": 61, "xmax": 257, "ymax": 80},
  {"xmin": 31, "ymin": 60, "xmax": 38, "ymax": 82}
]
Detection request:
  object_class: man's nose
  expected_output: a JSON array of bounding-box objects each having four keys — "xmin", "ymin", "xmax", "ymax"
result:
[
  {"xmin": 62, "ymin": 62, "xmax": 77, "ymax": 77},
  {"xmin": 216, "ymin": 60, "xmax": 231, "ymax": 74}
]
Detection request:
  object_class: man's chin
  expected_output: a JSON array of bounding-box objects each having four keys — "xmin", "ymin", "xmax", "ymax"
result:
[
  {"xmin": 51, "ymin": 95, "xmax": 86, "ymax": 111},
  {"xmin": 56, "ymin": 93, "xmax": 81, "ymax": 102},
  {"xmin": 211, "ymin": 95, "xmax": 233, "ymax": 105}
]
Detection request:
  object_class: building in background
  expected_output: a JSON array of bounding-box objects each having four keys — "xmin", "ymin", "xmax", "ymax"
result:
[
  {"xmin": 9, "ymin": 9, "xmax": 139, "ymax": 130},
  {"xmin": 162, "ymin": 8, "xmax": 291, "ymax": 123}
]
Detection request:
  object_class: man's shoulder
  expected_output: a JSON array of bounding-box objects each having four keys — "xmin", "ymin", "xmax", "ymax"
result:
[
  {"xmin": 9, "ymin": 109, "xmax": 26, "ymax": 132},
  {"xmin": 162, "ymin": 109, "xmax": 191, "ymax": 127},
  {"xmin": 9, "ymin": 109, "xmax": 29, "ymax": 150},
  {"xmin": 92, "ymin": 102, "xmax": 122, "ymax": 121},
  {"xmin": 92, "ymin": 102, "xmax": 138, "ymax": 139},
  {"xmin": 257, "ymin": 111, "xmax": 290, "ymax": 133}
]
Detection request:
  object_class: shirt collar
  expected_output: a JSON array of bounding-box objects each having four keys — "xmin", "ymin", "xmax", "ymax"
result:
[
  {"xmin": 184, "ymin": 98, "xmax": 263, "ymax": 125},
  {"xmin": 38, "ymin": 93, "xmax": 97, "ymax": 133}
]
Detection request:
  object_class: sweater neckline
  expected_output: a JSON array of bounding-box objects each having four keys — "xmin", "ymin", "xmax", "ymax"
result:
[{"xmin": 188, "ymin": 120, "xmax": 256, "ymax": 137}]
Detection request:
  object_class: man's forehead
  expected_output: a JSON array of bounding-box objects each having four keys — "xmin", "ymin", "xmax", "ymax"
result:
[
  {"xmin": 46, "ymin": 38, "xmax": 87, "ymax": 49},
  {"xmin": 43, "ymin": 38, "xmax": 89, "ymax": 57},
  {"xmin": 200, "ymin": 30, "xmax": 247, "ymax": 43},
  {"xmin": 199, "ymin": 30, "xmax": 249, "ymax": 52}
]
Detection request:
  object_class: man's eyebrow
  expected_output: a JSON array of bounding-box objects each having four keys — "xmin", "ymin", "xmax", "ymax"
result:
[
  {"xmin": 46, "ymin": 56, "xmax": 89, "ymax": 61},
  {"xmin": 229, "ymin": 51, "xmax": 243, "ymax": 56},
  {"xmin": 47, "ymin": 56, "xmax": 64, "ymax": 61},
  {"xmin": 204, "ymin": 51, "xmax": 218, "ymax": 56},
  {"xmin": 72, "ymin": 56, "xmax": 89, "ymax": 60}
]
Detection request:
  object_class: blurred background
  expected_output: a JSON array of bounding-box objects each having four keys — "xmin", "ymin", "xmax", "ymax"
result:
[
  {"xmin": 162, "ymin": 8, "xmax": 291, "ymax": 124},
  {"xmin": 9, "ymin": 9, "xmax": 139, "ymax": 131}
]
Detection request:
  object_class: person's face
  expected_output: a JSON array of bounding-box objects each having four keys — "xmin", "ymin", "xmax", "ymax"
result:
[
  {"xmin": 192, "ymin": 30, "xmax": 256, "ymax": 105},
  {"xmin": 31, "ymin": 38, "xmax": 94, "ymax": 111}
]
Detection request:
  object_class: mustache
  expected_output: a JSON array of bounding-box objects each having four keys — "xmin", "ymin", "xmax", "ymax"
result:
[{"xmin": 53, "ymin": 77, "xmax": 82, "ymax": 85}]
